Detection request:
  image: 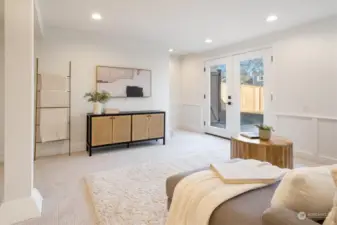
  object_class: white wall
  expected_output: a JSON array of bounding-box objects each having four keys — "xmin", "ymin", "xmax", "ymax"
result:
[
  {"xmin": 180, "ymin": 55, "xmax": 204, "ymax": 132},
  {"xmin": 35, "ymin": 28, "xmax": 171, "ymax": 157},
  {"xmin": 272, "ymin": 18, "xmax": 337, "ymax": 163},
  {"xmin": 180, "ymin": 16, "xmax": 337, "ymax": 163},
  {"xmin": 169, "ymin": 56, "xmax": 182, "ymax": 132},
  {"xmin": 0, "ymin": 16, "xmax": 4, "ymax": 162},
  {"xmin": 0, "ymin": 2, "xmax": 44, "ymax": 162}
]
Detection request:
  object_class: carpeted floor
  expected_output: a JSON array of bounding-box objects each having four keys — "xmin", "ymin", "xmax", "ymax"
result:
[
  {"xmin": 0, "ymin": 131, "xmax": 320, "ymax": 225},
  {"xmin": 85, "ymin": 150, "xmax": 227, "ymax": 225}
]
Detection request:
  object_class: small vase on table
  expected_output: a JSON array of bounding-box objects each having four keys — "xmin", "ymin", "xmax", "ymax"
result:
[
  {"xmin": 84, "ymin": 91, "xmax": 112, "ymax": 115},
  {"xmin": 255, "ymin": 124, "xmax": 274, "ymax": 141},
  {"xmin": 93, "ymin": 102, "xmax": 103, "ymax": 115}
]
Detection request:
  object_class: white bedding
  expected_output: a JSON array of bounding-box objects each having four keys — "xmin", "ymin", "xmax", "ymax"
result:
[{"xmin": 166, "ymin": 159, "xmax": 289, "ymax": 225}]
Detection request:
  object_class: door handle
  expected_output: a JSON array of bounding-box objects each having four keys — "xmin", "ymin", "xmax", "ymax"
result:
[{"xmin": 227, "ymin": 102, "xmax": 232, "ymax": 105}]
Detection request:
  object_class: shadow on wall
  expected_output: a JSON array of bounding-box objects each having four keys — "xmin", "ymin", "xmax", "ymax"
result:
[
  {"xmin": 0, "ymin": 4, "xmax": 4, "ymax": 204},
  {"xmin": 0, "ymin": 163, "xmax": 3, "ymax": 203}
]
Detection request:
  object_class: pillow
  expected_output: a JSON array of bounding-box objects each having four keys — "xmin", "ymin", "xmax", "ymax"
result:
[
  {"xmin": 323, "ymin": 169, "xmax": 337, "ymax": 225},
  {"xmin": 271, "ymin": 166, "xmax": 336, "ymax": 221}
]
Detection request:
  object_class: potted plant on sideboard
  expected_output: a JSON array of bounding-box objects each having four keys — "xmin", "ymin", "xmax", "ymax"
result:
[
  {"xmin": 255, "ymin": 124, "xmax": 274, "ymax": 141},
  {"xmin": 84, "ymin": 91, "xmax": 112, "ymax": 115}
]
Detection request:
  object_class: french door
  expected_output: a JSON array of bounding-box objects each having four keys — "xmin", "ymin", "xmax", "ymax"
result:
[
  {"xmin": 204, "ymin": 48, "xmax": 273, "ymax": 138},
  {"xmin": 204, "ymin": 57, "xmax": 236, "ymax": 138}
]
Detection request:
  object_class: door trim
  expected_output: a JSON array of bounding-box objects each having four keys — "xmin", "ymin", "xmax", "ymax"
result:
[
  {"xmin": 203, "ymin": 56, "xmax": 235, "ymax": 138},
  {"xmin": 204, "ymin": 46, "xmax": 272, "ymax": 62},
  {"xmin": 203, "ymin": 47, "xmax": 273, "ymax": 138}
]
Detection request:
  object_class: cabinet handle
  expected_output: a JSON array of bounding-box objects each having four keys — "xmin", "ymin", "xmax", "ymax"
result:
[{"xmin": 111, "ymin": 116, "xmax": 115, "ymax": 120}]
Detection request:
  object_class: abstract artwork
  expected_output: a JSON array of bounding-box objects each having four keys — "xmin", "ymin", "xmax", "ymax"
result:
[{"xmin": 96, "ymin": 66, "xmax": 151, "ymax": 98}]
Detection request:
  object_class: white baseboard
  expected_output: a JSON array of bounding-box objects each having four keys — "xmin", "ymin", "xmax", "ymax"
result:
[
  {"xmin": 295, "ymin": 151, "xmax": 337, "ymax": 165},
  {"xmin": 36, "ymin": 141, "xmax": 85, "ymax": 158},
  {"xmin": 294, "ymin": 151, "xmax": 316, "ymax": 161},
  {"xmin": 178, "ymin": 126, "xmax": 203, "ymax": 133},
  {"xmin": 0, "ymin": 188, "xmax": 43, "ymax": 225},
  {"xmin": 71, "ymin": 142, "xmax": 86, "ymax": 153},
  {"xmin": 317, "ymin": 155, "xmax": 337, "ymax": 165}
]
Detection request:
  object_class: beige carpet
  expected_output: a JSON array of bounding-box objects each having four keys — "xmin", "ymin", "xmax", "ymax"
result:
[
  {"xmin": 85, "ymin": 151, "xmax": 226, "ymax": 225},
  {"xmin": 7, "ymin": 131, "xmax": 232, "ymax": 225},
  {"xmin": 0, "ymin": 131, "xmax": 320, "ymax": 225}
]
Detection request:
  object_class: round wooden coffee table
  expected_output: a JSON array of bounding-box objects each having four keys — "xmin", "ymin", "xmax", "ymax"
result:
[{"xmin": 231, "ymin": 135, "xmax": 293, "ymax": 169}]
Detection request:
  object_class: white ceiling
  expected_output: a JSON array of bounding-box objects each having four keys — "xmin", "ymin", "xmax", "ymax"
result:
[{"xmin": 38, "ymin": 0, "xmax": 337, "ymax": 53}]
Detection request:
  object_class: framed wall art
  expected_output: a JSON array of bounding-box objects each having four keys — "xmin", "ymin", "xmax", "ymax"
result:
[{"xmin": 96, "ymin": 66, "xmax": 152, "ymax": 98}]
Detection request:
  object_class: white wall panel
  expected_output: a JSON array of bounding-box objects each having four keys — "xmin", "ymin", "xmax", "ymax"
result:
[
  {"xmin": 318, "ymin": 119, "xmax": 337, "ymax": 160},
  {"xmin": 276, "ymin": 115, "xmax": 314, "ymax": 155},
  {"xmin": 180, "ymin": 104, "xmax": 203, "ymax": 132}
]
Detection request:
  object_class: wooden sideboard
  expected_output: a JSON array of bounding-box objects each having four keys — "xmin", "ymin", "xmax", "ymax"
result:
[{"xmin": 86, "ymin": 110, "xmax": 165, "ymax": 156}]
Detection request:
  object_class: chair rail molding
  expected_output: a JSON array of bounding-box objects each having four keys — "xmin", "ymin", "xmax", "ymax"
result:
[{"xmin": 274, "ymin": 112, "xmax": 337, "ymax": 121}]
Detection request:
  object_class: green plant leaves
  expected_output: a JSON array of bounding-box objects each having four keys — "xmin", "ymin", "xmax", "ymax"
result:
[
  {"xmin": 84, "ymin": 91, "xmax": 112, "ymax": 103},
  {"xmin": 255, "ymin": 124, "xmax": 275, "ymax": 131}
]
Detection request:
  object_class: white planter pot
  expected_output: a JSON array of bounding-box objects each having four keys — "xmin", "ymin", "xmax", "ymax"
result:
[
  {"xmin": 259, "ymin": 129, "xmax": 271, "ymax": 141},
  {"xmin": 93, "ymin": 102, "xmax": 103, "ymax": 115}
]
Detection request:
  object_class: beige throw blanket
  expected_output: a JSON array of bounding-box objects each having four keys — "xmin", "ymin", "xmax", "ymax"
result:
[
  {"xmin": 39, "ymin": 108, "xmax": 68, "ymax": 142},
  {"xmin": 166, "ymin": 160, "xmax": 289, "ymax": 225},
  {"xmin": 39, "ymin": 74, "xmax": 68, "ymax": 91},
  {"xmin": 39, "ymin": 90, "xmax": 69, "ymax": 107},
  {"xmin": 38, "ymin": 74, "xmax": 69, "ymax": 142}
]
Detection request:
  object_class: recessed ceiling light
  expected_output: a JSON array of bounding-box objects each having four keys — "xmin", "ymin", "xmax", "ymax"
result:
[
  {"xmin": 92, "ymin": 13, "xmax": 102, "ymax": 20},
  {"xmin": 266, "ymin": 15, "xmax": 278, "ymax": 22},
  {"xmin": 205, "ymin": 38, "xmax": 213, "ymax": 44},
  {"xmin": 168, "ymin": 48, "xmax": 174, "ymax": 52}
]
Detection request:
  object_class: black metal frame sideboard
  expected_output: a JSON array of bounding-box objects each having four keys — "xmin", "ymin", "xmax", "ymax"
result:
[{"xmin": 86, "ymin": 110, "xmax": 166, "ymax": 156}]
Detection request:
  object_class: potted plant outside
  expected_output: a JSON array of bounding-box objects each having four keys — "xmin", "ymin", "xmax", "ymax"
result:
[
  {"xmin": 255, "ymin": 124, "xmax": 274, "ymax": 141},
  {"xmin": 84, "ymin": 91, "xmax": 112, "ymax": 115}
]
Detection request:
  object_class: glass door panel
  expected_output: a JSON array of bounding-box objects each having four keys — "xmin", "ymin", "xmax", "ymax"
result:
[
  {"xmin": 234, "ymin": 48, "xmax": 273, "ymax": 135},
  {"xmin": 240, "ymin": 58, "xmax": 264, "ymax": 133},
  {"xmin": 204, "ymin": 57, "xmax": 235, "ymax": 138},
  {"xmin": 204, "ymin": 49, "xmax": 272, "ymax": 138},
  {"xmin": 210, "ymin": 64, "xmax": 227, "ymax": 129}
]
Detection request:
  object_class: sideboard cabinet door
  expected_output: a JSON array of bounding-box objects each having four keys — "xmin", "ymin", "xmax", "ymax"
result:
[
  {"xmin": 132, "ymin": 114, "xmax": 149, "ymax": 141},
  {"xmin": 148, "ymin": 113, "xmax": 164, "ymax": 139},
  {"xmin": 91, "ymin": 116, "xmax": 113, "ymax": 146},
  {"xmin": 112, "ymin": 115, "xmax": 131, "ymax": 143}
]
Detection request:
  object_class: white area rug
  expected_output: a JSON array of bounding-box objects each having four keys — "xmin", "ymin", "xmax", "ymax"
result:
[{"xmin": 85, "ymin": 151, "xmax": 226, "ymax": 225}]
